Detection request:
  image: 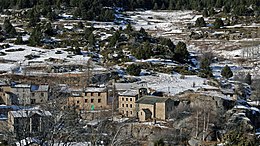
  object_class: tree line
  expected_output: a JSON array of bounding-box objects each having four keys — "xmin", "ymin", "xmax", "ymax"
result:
[{"xmin": 1, "ymin": 0, "xmax": 259, "ymax": 17}]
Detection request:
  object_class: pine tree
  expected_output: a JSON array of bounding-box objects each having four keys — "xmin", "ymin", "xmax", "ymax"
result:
[
  {"xmin": 244, "ymin": 73, "xmax": 252, "ymax": 85},
  {"xmin": 199, "ymin": 58, "xmax": 213, "ymax": 78},
  {"xmin": 168, "ymin": 0, "xmax": 174, "ymax": 10},
  {"xmin": 221, "ymin": 65, "xmax": 233, "ymax": 79},
  {"xmin": 214, "ymin": 18, "xmax": 224, "ymax": 29},
  {"xmin": 15, "ymin": 35, "xmax": 23, "ymax": 44},
  {"xmin": 88, "ymin": 33, "xmax": 95, "ymax": 47},
  {"xmin": 29, "ymin": 25, "xmax": 42, "ymax": 46},
  {"xmin": 161, "ymin": 3, "xmax": 166, "ymax": 10},
  {"xmin": 195, "ymin": 17, "xmax": 206, "ymax": 27},
  {"xmin": 153, "ymin": 3, "xmax": 158, "ymax": 10},
  {"xmin": 203, "ymin": 9, "xmax": 209, "ymax": 17},
  {"xmin": 126, "ymin": 64, "xmax": 141, "ymax": 76},
  {"xmin": 3, "ymin": 19, "xmax": 17, "ymax": 37},
  {"xmin": 175, "ymin": 41, "xmax": 189, "ymax": 63}
]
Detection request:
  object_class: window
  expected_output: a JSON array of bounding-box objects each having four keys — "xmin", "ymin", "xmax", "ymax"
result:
[
  {"xmin": 122, "ymin": 104, "xmax": 124, "ymax": 107},
  {"xmin": 130, "ymin": 111, "xmax": 132, "ymax": 115},
  {"xmin": 32, "ymin": 93, "xmax": 35, "ymax": 97},
  {"xmin": 91, "ymin": 93, "xmax": 94, "ymax": 96},
  {"xmin": 130, "ymin": 98, "xmax": 132, "ymax": 101},
  {"xmin": 41, "ymin": 93, "xmax": 44, "ymax": 97},
  {"xmin": 31, "ymin": 99, "xmax": 36, "ymax": 104},
  {"xmin": 85, "ymin": 92, "xmax": 88, "ymax": 96},
  {"xmin": 98, "ymin": 99, "xmax": 101, "ymax": 103},
  {"xmin": 91, "ymin": 99, "xmax": 94, "ymax": 103},
  {"xmin": 77, "ymin": 100, "xmax": 80, "ymax": 104},
  {"xmin": 130, "ymin": 104, "xmax": 132, "ymax": 108},
  {"xmin": 122, "ymin": 98, "xmax": 124, "ymax": 101},
  {"xmin": 126, "ymin": 98, "xmax": 128, "ymax": 101},
  {"xmin": 98, "ymin": 93, "xmax": 101, "ymax": 96},
  {"xmin": 85, "ymin": 99, "xmax": 88, "ymax": 103},
  {"xmin": 126, "ymin": 104, "xmax": 128, "ymax": 107}
]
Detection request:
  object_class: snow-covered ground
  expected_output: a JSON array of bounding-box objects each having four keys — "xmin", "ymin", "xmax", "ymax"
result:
[
  {"xmin": 0, "ymin": 43, "xmax": 90, "ymax": 72},
  {"xmin": 127, "ymin": 10, "xmax": 200, "ymax": 40}
]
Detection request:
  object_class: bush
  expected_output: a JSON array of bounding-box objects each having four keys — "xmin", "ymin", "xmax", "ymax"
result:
[
  {"xmin": 173, "ymin": 66, "xmax": 196, "ymax": 75},
  {"xmin": 221, "ymin": 65, "xmax": 233, "ymax": 79},
  {"xmin": 195, "ymin": 17, "xmax": 206, "ymax": 27},
  {"xmin": 126, "ymin": 64, "xmax": 142, "ymax": 76}
]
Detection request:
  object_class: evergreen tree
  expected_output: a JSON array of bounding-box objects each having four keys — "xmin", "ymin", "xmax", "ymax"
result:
[
  {"xmin": 15, "ymin": 35, "xmax": 23, "ymax": 44},
  {"xmin": 209, "ymin": 7, "xmax": 215, "ymax": 16},
  {"xmin": 44, "ymin": 22, "xmax": 55, "ymax": 36},
  {"xmin": 213, "ymin": 18, "xmax": 224, "ymax": 29},
  {"xmin": 139, "ymin": 27, "xmax": 148, "ymax": 37},
  {"xmin": 161, "ymin": 3, "xmax": 166, "ymax": 10},
  {"xmin": 244, "ymin": 73, "xmax": 252, "ymax": 85},
  {"xmin": 125, "ymin": 23, "xmax": 133, "ymax": 33},
  {"xmin": 203, "ymin": 9, "xmax": 209, "ymax": 17},
  {"xmin": 74, "ymin": 46, "xmax": 82, "ymax": 55},
  {"xmin": 221, "ymin": 65, "xmax": 233, "ymax": 79},
  {"xmin": 3, "ymin": 19, "xmax": 17, "ymax": 37},
  {"xmin": 126, "ymin": 64, "xmax": 142, "ymax": 76},
  {"xmin": 109, "ymin": 30, "xmax": 120, "ymax": 47},
  {"xmin": 195, "ymin": 17, "xmax": 206, "ymax": 27},
  {"xmin": 29, "ymin": 25, "xmax": 42, "ymax": 46},
  {"xmin": 88, "ymin": 33, "xmax": 95, "ymax": 47},
  {"xmin": 153, "ymin": 3, "xmax": 158, "ymax": 10},
  {"xmin": 174, "ymin": 41, "xmax": 189, "ymax": 63},
  {"xmin": 199, "ymin": 58, "xmax": 213, "ymax": 78},
  {"xmin": 154, "ymin": 139, "xmax": 165, "ymax": 146},
  {"xmin": 168, "ymin": 0, "xmax": 174, "ymax": 10}
]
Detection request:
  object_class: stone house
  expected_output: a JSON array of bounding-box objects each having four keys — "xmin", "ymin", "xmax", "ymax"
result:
[
  {"xmin": 67, "ymin": 87, "xmax": 109, "ymax": 111},
  {"xmin": 118, "ymin": 88, "xmax": 148, "ymax": 117},
  {"xmin": 8, "ymin": 109, "xmax": 52, "ymax": 138},
  {"xmin": 136, "ymin": 96, "xmax": 176, "ymax": 121},
  {"xmin": 0, "ymin": 83, "xmax": 17, "ymax": 105},
  {"xmin": 10, "ymin": 84, "xmax": 49, "ymax": 105},
  {"xmin": 30, "ymin": 85, "xmax": 49, "ymax": 104}
]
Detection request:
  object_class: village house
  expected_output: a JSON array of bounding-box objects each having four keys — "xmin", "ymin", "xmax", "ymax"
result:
[
  {"xmin": 67, "ymin": 86, "xmax": 109, "ymax": 111},
  {"xmin": 8, "ymin": 109, "xmax": 52, "ymax": 138},
  {"xmin": 136, "ymin": 96, "xmax": 177, "ymax": 122},
  {"xmin": 118, "ymin": 88, "xmax": 148, "ymax": 117},
  {"xmin": 10, "ymin": 84, "xmax": 49, "ymax": 105},
  {"xmin": 0, "ymin": 83, "xmax": 15, "ymax": 105}
]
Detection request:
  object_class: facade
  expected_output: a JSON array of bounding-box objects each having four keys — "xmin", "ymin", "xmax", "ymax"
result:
[
  {"xmin": 8, "ymin": 109, "xmax": 52, "ymax": 137},
  {"xmin": 0, "ymin": 85, "xmax": 16, "ymax": 105},
  {"xmin": 10, "ymin": 84, "xmax": 49, "ymax": 105},
  {"xmin": 30, "ymin": 85, "xmax": 49, "ymax": 104},
  {"xmin": 67, "ymin": 87, "xmax": 109, "ymax": 111},
  {"xmin": 118, "ymin": 88, "xmax": 148, "ymax": 117},
  {"xmin": 136, "ymin": 96, "xmax": 177, "ymax": 121}
]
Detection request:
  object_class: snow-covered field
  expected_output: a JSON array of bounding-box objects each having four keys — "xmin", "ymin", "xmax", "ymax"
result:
[
  {"xmin": 0, "ymin": 43, "xmax": 90, "ymax": 72},
  {"xmin": 127, "ymin": 10, "xmax": 200, "ymax": 40}
]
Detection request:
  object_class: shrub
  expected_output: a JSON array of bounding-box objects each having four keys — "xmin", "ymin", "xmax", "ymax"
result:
[{"xmin": 126, "ymin": 64, "xmax": 142, "ymax": 76}]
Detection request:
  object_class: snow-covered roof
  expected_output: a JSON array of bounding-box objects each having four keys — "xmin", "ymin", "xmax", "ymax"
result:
[
  {"xmin": 115, "ymin": 83, "xmax": 143, "ymax": 91},
  {"xmin": 10, "ymin": 110, "xmax": 52, "ymax": 118},
  {"xmin": 118, "ymin": 90, "xmax": 138, "ymax": 97},
  {"xmin": 85, "ymin": 87, "xmax": 107, "ymax": 92},
  {"xmin": 12, "ymin": 84, "xmax": 30, "ymax": 88},
  {"xmin": 16, "ymin": 137, "xmax": 41, "ymax": 146},
  {"xmin": 31, "ymin": 85, "xmax": 49, "ymax": 92}
]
